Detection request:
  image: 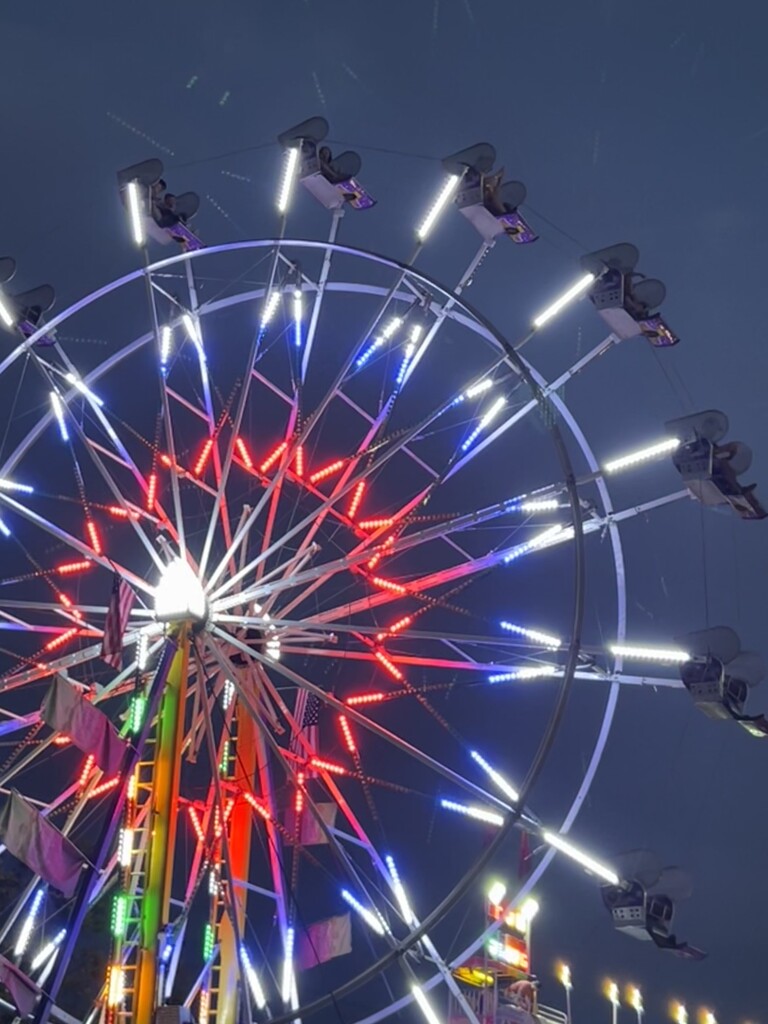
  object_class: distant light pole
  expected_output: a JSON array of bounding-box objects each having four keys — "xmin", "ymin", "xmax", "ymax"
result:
[
  {"xmin": 557, "ymin": 962, "xmax": 573, "ymax": 1022},
  {"xmin": 606, "ymin": 981, "xmax": 619, "ymax": 1024},
  {"xmin": 672, "ymin": 1002, "xmax": 687, "ymax": 1024},
  {"xmin": 627, "ymin": 986, "xmax": 643, "ymax": 1024}
]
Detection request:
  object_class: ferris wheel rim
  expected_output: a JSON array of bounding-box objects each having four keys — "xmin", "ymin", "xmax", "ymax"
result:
[{"xmin": 0, "ymin": 236, "xmax": 630, "ymax": 1024}]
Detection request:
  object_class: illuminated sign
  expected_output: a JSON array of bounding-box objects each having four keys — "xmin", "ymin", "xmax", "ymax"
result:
[
  {"xmin": 489, "ymin": 901, "xmax": 528, "ymax": 936},
  {"xmin": 487, "ymin": 935, "xmax": 529, "ymax": 972},
  {"xmin": 454, "ymin": 966, "xmax": 496, "ymax": 988}
]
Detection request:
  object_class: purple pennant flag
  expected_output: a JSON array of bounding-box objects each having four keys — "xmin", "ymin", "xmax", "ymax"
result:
[
  {"xmin": 0, "ymin": 955, "xmax": 40, "ymax": 1016},
  {"xmin": 0, "ymin": 791, "xmax": 85, "ymax": 897},
  {"xmin": 298, "ymin": 913, "xmax": 352, "ymax": 970},
  {"xmin": 42, "ymin": 675, "xmax": 126, "ymax": 776}
]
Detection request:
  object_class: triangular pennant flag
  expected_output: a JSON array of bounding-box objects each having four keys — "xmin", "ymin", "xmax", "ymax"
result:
[
  {"xmin": 0, "ymin": 955, "xmax": 40, "ymax": 1016},
  {"xmin": 0, "ymin": 791, "xmax": 85, "ymax": 897},
  {"xmin": 285, "ymin": 801, "xmax": 337, "ymax": 846},
  {"xmin": 42, "ymin": 675, "xmax": 127, "ymax": 775},
  {"xmin": 298, "ymin": 913, "xmax": 352, "ymax": 970}
]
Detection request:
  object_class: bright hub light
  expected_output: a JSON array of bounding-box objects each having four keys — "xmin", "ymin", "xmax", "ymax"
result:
[
  {"xmin": 416, "ymin": 174, "xmax": 460, "ymax": 240},
  {"xmin": 557, "ymin": 962, "xmax": 572, "ymax": 989},
  {"xmin": 487, "ymin": 881, "xmax": 506, "ymax": 907},
  {"xmin": 126, "ymin": 180, "xmax": 145, "ymax": 247},
  {"xmin": 277, "ymin": 147, "xmax": 300, "ymax": 214},
  {"xmin": 532, "ymin": 273, "xmax": 595, "ymax": 328},
  {"xmin": 605, "ymin": 981, "xmax": 619, "ymax": 1007},
  {"xmin": 0, "ymin": 293, "xmax": 16, "ymax": 329},
  {"xmin": 609, "ymin": 643, "xmax": 689, "ymax": 664},
  {"xmin": 543, "ymin": 830, "xmax": 620, "ymax": 885},
  {"xmin": 470, "ymin": 750, "xmax": 520, "ymax": 803},
  {"xmin": 154, "ymin": 558, "xmax": 207, "ymax": 623},
  {"xmin": 603, "ymin": 437, "xmax": 680, "ymax": 474},
  {"xmin": 412, "ymin": 984, "xmax": 443, "ymax": 1024},
  {"xmin": 501, "ymin": 621, "xmax": 561, "ymax": 650}
]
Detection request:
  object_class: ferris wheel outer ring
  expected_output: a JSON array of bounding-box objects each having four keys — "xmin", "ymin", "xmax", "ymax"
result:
[{"xmin": 4, "ymin": 239, "xmax": 628, "ymax": 1021}]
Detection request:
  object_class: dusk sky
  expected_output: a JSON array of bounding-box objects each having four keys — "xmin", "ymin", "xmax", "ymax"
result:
[{"xmin": 3, "ymin": 2, "xmax": 768, "ymax": 1023}]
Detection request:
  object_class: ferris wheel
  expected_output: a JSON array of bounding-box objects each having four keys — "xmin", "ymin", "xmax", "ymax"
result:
[{"xmin": 0, "ymin": 116, "xmax": 763, "ymax": 1024}]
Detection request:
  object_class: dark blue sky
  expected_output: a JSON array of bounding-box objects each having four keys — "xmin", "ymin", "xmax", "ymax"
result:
[{"xmin": 3, "ymin": 1, "xmax": 768, "ymax": 1022}]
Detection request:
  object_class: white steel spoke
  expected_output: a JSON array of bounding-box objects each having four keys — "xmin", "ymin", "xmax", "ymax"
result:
[
  {"xmin": 299, "ymin": 209, "xmax": 343, "ymax": 384},
  {"xmin": 444, "ymin": 333, "xmax": 619, "ymax": 482},
  {"xmin": 208, "ymin": 626, "xmax": 535, "ymax": 823},
  {"xmin": 0, "ymin": 233, "xmax": 702, "ymax": 1024}
]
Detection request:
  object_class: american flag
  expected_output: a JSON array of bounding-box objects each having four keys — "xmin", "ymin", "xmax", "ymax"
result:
[
  {"xmin": 289, "ymin": 689, "xmax": 321, "ymax": 756},
  {"xmin": 101, "ymin": 573, "xmax": 135, "ymax": 670}
]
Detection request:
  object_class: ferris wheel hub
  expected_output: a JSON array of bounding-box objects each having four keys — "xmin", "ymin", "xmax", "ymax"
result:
[{"xmin": 154, "ymin": 557, "xmax": 208, "ymax": 626}]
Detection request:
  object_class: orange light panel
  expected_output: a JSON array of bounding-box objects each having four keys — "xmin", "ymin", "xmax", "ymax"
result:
[
  {"xmin": 259, "ymin": 441, "xmax": 288, "ymax": 474},
  {"xmin": 338, "ymin": 715, "xmax": 357, "ymax": 753},
  {"xmin": 309, "ymin": 757, "xmax": 347, "ymax": 776},
  {"xmin": 309, "ymin": 459, "xmax": 344, "ymax": 484},
  {"xmin": 86, "ymin": 519, "xmax": 102, "ymax": 555},
  {"xmin": 194, "ymin": 438, "xmax": 215, "ymax": 477},
  {"xmin": 346, "ymin": 692, "xmax": 386, "ymax": 706},
  {"xmin": 371, "ymin": 576, "xmax": 407, "ymax": 595},
  {"xmin": 56, "ymin": 560, "xmax": 91, "ymax": 576},
  {"xmin": 235, "ymin": 437, "xmax": 253, "ymax": 470},
  {"xmin": 374, "ymin": 651, "xmax": 404, "ymax": 681},
  {"xmin": 347, "ymin": 481, "xmax": 366, "ymax": 520},
  {"xmin": 44, "ymin": 627, "xmax": 79, "ymax": 652},
  {"xmin": 358, "ymin": 518, "xmax": 394, "ymax": 530},
  {"xmin": 146, "ymin": 472, "xmax": 158, "ymax": 511}
]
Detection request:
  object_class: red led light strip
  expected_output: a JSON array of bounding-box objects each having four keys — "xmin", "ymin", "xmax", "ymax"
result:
[{"xmin": 309, "ymin": 459, "xmax": 344, "ymax": 484}]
